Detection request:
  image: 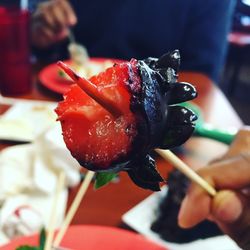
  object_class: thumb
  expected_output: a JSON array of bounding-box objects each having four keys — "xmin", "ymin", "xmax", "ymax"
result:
[
  {"xmin": 212, "ymin": 190, "xmax": 250, "ymax": 250},
  {"xmin": 212, "ymin": 190, "xmax": 243, "ymax": 223}
]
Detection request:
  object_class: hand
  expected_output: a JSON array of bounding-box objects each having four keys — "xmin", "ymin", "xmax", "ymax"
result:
[
  {"xmin": 178, "ymin": 127, "xmax": 250, "ymax": 250},
  {"xmin": 31, "ymin": 0, "xmax": 77, "ymax": 48}
]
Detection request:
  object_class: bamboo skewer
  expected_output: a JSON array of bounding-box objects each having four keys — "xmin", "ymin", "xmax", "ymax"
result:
[
  {"xmin": 44, "ymin": 172, "xmax": 66, "ymax": 250},
  {"xmin": 53, "ymin": 170, "xmax": 95, "ymax": 248},
  {"xmin": 155, "ymin": 149, "xmax": 217, "ymax": 196}
]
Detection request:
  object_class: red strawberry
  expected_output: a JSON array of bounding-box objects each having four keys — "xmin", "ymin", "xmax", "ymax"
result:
[
  {"xmin": 55, "ymin": 50, "xmax": 197, "ymax": 191},
  {"xmin": 55, "ymin": 61, "xmax": 141, "ymax": 170}
]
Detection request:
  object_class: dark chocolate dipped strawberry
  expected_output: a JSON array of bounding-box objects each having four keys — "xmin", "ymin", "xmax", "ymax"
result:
[{"xmin": 55, "ymin": 50, "xmax": 197, "ymax": 191}]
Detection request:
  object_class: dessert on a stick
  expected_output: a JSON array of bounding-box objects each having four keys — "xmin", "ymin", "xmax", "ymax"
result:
[{"xmin": 55, "ymin": 50, "xmax": 199, "ymax": 191}]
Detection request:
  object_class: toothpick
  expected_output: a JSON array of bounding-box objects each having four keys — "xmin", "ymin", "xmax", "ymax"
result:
[
  {"xmin": 57, "ymin": 61, "xmax": 122, "ymax": 117},
  {"xmin": 53, "ymin": 170, "xmax": 95, "ymax": 247},
  {"xmin": 155, "ymin": 149, "xmax": 216, "ymax": 196}
]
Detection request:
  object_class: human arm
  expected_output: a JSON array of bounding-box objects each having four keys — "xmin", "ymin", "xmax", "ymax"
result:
[
  {"xmin": 178, "ymin": 127, "xmax": 250, "ymax": 250},
  {"xmin": 31, "ymin": 0, "xmax": 77, "ymax": 49}
]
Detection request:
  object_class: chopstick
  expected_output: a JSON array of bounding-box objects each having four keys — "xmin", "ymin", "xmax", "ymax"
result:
[
  {"xmin": 155, "ymin": 149, "xmax": 216, "ymax": 196},
  {"xmin": 53, "ymin": 170, "xmax": 95, "ymax": 248},
  {"xmin": 44, "ymin": 172, "xmax": 66, "ymax": 250}
]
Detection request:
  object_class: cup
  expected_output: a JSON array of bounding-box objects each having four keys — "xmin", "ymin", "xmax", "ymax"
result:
[{"xmin": 0, "ymin": 3, "xmax": 31, "ymax": 96}]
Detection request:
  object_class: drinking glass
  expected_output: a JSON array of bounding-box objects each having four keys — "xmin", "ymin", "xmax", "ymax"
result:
[{"xmin": 0, "ymin": 2, "xmax": 31, "ymax": 96}]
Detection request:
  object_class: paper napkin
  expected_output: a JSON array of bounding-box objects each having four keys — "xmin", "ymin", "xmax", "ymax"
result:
[{"xmin": 0, "ymin": 123, "xmax": 81, "ymax": 245}]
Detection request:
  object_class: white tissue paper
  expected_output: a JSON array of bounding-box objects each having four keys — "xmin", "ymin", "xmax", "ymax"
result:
[
  {"xmin": 0, "ymin": 101, "xmax": 57, "ymax": 142},
  {"xmin": 0, "ymin": 101, "xmax": 82, "ymax": 245}
]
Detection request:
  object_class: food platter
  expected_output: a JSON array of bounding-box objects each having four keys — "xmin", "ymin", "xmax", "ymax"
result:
[{"xmin": 38, "ymin": 58, "xmax": 123, "ymax": 95}]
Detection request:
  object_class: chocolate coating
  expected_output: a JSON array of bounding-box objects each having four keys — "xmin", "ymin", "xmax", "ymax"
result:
[
  {"xmin": 124, "ymin": 50, "xmax": 197, "ymax": 190},
  {"xmin": 72, "ymin": 50, "xmax": 198, "ymax": 191}
]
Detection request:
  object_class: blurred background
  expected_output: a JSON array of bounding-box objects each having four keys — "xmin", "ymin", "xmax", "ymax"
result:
[
  {"xmin": 28, "ymin": 0, "xmax": 250, "ymax": 124},
  {"xmin": 220, "ymin": 0, "xmax": 250, "ymax": 124},
  {"xmin": 0, "ymin": 0, "xmax": 249, "ymax": 249}
]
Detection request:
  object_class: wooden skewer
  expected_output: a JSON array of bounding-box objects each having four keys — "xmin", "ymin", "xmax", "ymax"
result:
[
  {"xmin": 44, "ymin": 172, "xmax": 66, "ymax": 250},
  {"xmin": 57, "ymin": 61, "xmax": 122, "ymax": 117},
  {"xmin": 53, "ymin": 170, "xmax": 95, "ymax": 248},
  {"xmin": 155, "ymin": 149, "xmax": 217, "ymax": 196}
]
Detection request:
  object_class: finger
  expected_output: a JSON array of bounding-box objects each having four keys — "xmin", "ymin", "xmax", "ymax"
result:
[
  {"xmin": 36, "ymin": 1, "xmax": 70, "ymax": 34},
  {"xmin": 222, "ymin": 127, "xmax": 250, "ymax": 159},
  {"xmin": 178, "ymin": 177, "xmax": 212, "ymax": 228},
  {"xmin": 50, "ymin": 0, "xmax": 77, "ymax": 31},
  {"xmin": 32, "ymin": 19, "xmax": 68, "ymax": 47},
  {"xmin": 202, "ymin": 153, "xmax": 250, "ymax": 190},
  {"xmin": 178, "ymin": 189, "xmax": 242, "ymax": 228},
  {"xmin": 32, "ymin": 25, "xmax": 57, "ymax": 48},
  {"xmin": 50, "ymin": 1, "xmax": 69, "ymax": 30},
  {"xmin": 212, "ymin": 190, "xmax": 243, "ymax": 223},
  {"xmin": 212, "ymin": 191, "xmax": 250, "ymax": 250},
  {"xmin": 59, "ymin": 0, "xmax": 77, "ymax": 25},
  {"xmin": 36, "ymin": 2, "xmax": 58, "ymax": 31},
  {"xmin": 178, "ymin": 153, "xmax": 250, "ymax": 228}
]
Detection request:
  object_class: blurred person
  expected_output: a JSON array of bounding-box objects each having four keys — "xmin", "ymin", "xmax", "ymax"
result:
[
  {"xmin": 178, "ymin": 127, "xmax": 250, "ymax": 250},
  {"xmin": 30, "ymin": 0, "xmax": 236, "ymax": 82}
]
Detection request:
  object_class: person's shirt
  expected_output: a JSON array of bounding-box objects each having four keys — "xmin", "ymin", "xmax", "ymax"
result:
[{"xmin": 31, "ymin": 0, "xmax": 236, "ymax": 82}]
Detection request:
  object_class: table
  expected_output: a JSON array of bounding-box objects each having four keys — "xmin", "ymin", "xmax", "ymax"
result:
[{"xmin": 0, "ymin": 70, "xmax": 243, "ymax": 228}]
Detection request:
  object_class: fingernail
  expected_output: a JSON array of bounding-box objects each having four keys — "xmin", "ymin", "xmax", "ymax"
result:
[
  {"xmin": 207, "ymin": 215, "xmax": 215, "ymax": 222},
  {"xmin": 69, "ymin": 15, "xmax": 77, "ymax": 25},
  {"xmin": 178, "ymin": 191, "xmax": 211, "ymax": 229},
  {"xmin": 213, "ymin": 191, "xmax": 243, "ymax": 223}
]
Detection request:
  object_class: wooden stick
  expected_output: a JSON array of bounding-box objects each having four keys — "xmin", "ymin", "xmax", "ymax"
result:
[
  {"xmin": 155, "ymin": 149, "xmax": 217, "ymax": 196},
  {"xmin": 53, "ymin": 170, "xmax": 95, "ymax": 247},
  {"xmin": 44, "ymin": 172, "xmax": 66, "ymax": 250},
  {"xmin": 57, "ymin": 61, "xmax": 122, "ymax": 117}
]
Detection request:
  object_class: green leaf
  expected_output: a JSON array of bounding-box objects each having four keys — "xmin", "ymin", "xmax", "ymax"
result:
[
  {"xmin": 94, "ymin": 172, "xmax": 117, "ymax": 189},
  {"xmin": 16, "ymin": 228, "xmax": 46, "ymax": 250},
  {"xmin": 16, "ymin": 246, "xmax": 39, "ymax": 250},
  {"xmin": 39, "ymin": 227, "xmax": 46, "ymax": 250}
]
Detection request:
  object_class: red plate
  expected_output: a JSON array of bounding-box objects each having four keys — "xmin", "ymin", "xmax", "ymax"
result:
[
  {"xmin": 0, "ymin": 225, "xmax": 166, "ymax": 250},
  {"xmin": 38, "ymin": 58, "xmax": 124, "ymax": 95}
]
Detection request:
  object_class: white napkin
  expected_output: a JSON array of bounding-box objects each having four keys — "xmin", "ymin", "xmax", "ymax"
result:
[
  {"xmin": 30, "ymin": 124, "xmax": 81, "ymax": 195},
  {"xmin": 0, "ymin": 100, "xmax": 57, "ymax": 142},
  {"xmin": 0, "ymin": 122, "xmax": 82, "ymax": 245}
]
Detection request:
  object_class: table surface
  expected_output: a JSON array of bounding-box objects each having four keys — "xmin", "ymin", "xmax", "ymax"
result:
[{"xmin": 0, "ymin": 67, "xmax": 243, "ymax": 228}]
